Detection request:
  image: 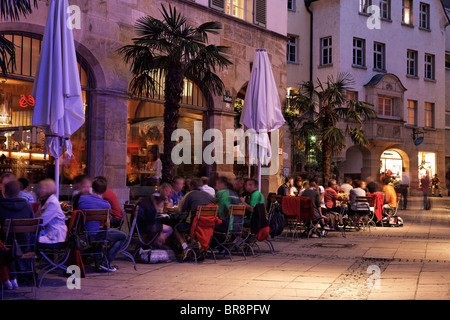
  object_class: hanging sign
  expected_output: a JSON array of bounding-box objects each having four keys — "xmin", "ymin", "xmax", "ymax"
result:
[{"xmin": 414, "ymin": 137, "xmax": 424, "ymax": 146}]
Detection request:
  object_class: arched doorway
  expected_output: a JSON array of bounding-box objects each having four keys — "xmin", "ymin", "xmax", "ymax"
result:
[
  {"xmin": 343, "ymin": 145, "xmax": 371, "ymax": 180},
  {"xmin": 0, "ymin": 31, "xmax": 94, "ymax": 194},
  {"xmin": 380, "ymin": 149, "xmax": 410, "ymax": 182}
]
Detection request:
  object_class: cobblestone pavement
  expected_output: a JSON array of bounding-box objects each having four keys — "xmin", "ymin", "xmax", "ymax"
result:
[{"xmin": 3, "ymin": 196, "xmax": 449, "ymax": 300}]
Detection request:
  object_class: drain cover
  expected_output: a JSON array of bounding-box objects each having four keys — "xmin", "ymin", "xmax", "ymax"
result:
[{"xmin": 313, "ymin": 243, "xmax": 356, "ymax": 249}]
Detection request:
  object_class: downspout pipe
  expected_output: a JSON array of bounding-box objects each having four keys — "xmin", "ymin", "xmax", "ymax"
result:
[{"xmin": 305, "ymin": 0, "xmax": 319, "ymax": 82}]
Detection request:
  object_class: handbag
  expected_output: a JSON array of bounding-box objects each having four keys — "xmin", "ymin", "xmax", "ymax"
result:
[{"xmin": 67, "ymin": 212, "xmax": 89, "ymax": 250}]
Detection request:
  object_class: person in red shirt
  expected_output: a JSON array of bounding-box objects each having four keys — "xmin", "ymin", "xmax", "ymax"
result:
[
  {"xmin": 94, "ymin": 176, "xmax": 123, "ymax": 228},
  {"xmin": 324, "ymin": 179, "xmax": 344, "ymax": 228}
]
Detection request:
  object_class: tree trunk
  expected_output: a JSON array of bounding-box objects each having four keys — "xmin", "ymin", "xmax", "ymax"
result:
[{"xmin": 162, "ymin": 67, "xmax": 184, "ymax": 184}]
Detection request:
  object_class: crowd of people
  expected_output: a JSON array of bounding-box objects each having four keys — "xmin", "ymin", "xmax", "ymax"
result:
[
  {"xmin": 276, "ymin": 174, "xmax": 405, "ymax": 235},
  {"xmin": 135, "ymin": 175, "xmax": 264, "ymax": 261},
  {"xmin": 0, "ymin": 168, "xmax": 444, "ymax": 289}
]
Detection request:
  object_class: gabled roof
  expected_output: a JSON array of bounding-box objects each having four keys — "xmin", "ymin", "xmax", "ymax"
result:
[{"xmin": 364, "ymin": 73, "xmax": 407, "ymax": 91}]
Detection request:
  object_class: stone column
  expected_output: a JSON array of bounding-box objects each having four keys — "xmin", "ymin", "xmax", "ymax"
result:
[{"xmin": 89, "ymin": 89, "xmax": 130, "ymax": 205}]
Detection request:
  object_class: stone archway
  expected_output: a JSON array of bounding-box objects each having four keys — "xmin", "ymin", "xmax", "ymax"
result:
[{"xmin": 343, "ymin": 145, "xmax": 372, "ymax": 180}]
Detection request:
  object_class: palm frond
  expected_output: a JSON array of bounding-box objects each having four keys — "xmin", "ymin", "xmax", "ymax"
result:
[
  {"xmin": 0, "ymin": 34, "xmax": 15, "ymax": 77},
  {"xmin": 0, "ymin": 0, "xmax": 37, "ymax": 21}
]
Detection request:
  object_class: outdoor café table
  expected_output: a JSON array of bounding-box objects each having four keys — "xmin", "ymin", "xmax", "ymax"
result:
[{"xmin": 281, "ymin": 196, "xmax": 314, "ymax": 221}]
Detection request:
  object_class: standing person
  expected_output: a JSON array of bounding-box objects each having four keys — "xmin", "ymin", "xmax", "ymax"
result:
[
  {"xmin": 94, "ymin": 176, "xmax": 123, "ymax": 228},
  {"xmin": 399, "ymin": 168, "xmax": 410, "ymax": 209},
  {"xmin": 170, "ymin": 176, "xmax": 184, "ymax": 206},
  {"xmin": 0, "ymin": 180, "xmax": 34, "ymax": 290},
  {"xmin": 431, "ymin": 174, "xmax": 442, "ymax": 197},
  {"xmin": 77, "ymin": 178, "xmax": 127, "ymax": 272},
  {"xmin": 420, "ymin": 172, "xmax": 431, "ymax": 210}
]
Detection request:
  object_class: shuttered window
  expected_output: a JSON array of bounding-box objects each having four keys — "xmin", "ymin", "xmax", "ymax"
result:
[
  {"xmin": 210, "ymin": 0, "xmax": 225, "ymax": 12},
  {"xmin": 253, "ymin": 0, "xmax": 266, "ymax": 27}
]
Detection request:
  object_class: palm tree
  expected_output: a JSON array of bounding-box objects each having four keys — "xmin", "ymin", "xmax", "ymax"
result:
[
  {"xmin": 0, "ymin": 0, "xmax": 37, "ymax": 77},
  {"xmin": 119, "ymin": 4, "xmax": 232, "ymax": 183},
  {"xmin": 285, "ymin": 73, "xmax": 377, "ymax": 185}
]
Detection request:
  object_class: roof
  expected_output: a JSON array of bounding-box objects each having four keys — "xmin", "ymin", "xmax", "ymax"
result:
[
  {"xmin": 364, "ymin": 73, "xmax": 407, "ymax": 91},
  {"xmin": 442, "ymin": 0, "xmax": 450, "ymax": 9}
]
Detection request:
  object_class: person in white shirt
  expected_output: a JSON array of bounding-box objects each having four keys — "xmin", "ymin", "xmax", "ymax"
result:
[
  {"xmin": 339, "ymin": 177, "xmax": 353, "ymax": 198},
  {"xmin": 199, "ymin": 176, "xmax": 216, "ymax": 197}
]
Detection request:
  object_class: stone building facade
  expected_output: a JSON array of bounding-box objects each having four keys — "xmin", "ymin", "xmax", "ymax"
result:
[{"xmin": 0, "ymin": 0, "xmax": 288, "ymax": 203}]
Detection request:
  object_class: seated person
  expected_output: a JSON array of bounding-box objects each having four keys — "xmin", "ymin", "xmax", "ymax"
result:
[
  {"xmin": 136, "ymin": 194, "xmax": 173, "ymax": 248},
  {"xmin": 169, "ymin": 176, "xmax": 184, "ymax": 206},
  {"xmin": 277, "ymin": 177, "xmax": 293, "ymax": 197},
  {"xmin": 78, "ymin": 178, "xmax": 127, "ymax": 272},
  {"xmin": 94, "ymin": 176, "xmax": 123, "ymax": 228},
  {"xmin": 35, "ymin": 179, "xmax": 68, "ymax": 248},
  {"xmin": 0, "ymin": 173, "xmax": 16, "ymax": 199},
  {"xmin": 324, "ymin": 179, "xmax": 344, "ymax": 228},
  {"xmin": 173, "ymin": 178, "xmax": 214, "ymax": 261},
  {"xmin": 240, "ymin": 179, "xmax": 265, "ymax": 228},
  {"xmin": 381, "ymin": 176, "xmax": 397, "ymax": 213},
  {"xmin": 152, "ymin": 183, "xmax": 173, "ymax": 213},
  {"xmin": 349, "ymin": 179, "xmax": 369, "ymax": 226},
  {"xmin": 18, "ymin": 178, "xmax": 36, "ymax": 203},
  {"xmin": 199, "ymin": 176, "xmax": 216, "ymax": 197},
  {"xmin": 0, "ymin": 180, "xmax": 34, "ymax": 290},
  {"xmin": 301, "ymin": 178, "xmax": 328, "ymax": 234},
  {"xmin": 72, "ymin": 175, "xmax": 92, "ymax": 210},
  {"xmin": 214, "ymin": 176, "xmax": 242, "ymax": 233}
]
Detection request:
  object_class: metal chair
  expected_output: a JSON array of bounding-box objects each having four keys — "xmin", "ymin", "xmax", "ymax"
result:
[
  {"xmin": 212, "ymin": 205, "xmax": 248, "ymax": 261},
  {"xmin": 1, "ymin": 218, "xmax": 42, "ymax": 300},
  {"xmin": 37, "ymin": 241, "xmax": 70, "ymax": 288}
]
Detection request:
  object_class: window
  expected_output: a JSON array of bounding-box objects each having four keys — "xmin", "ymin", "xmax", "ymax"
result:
[
  {"xmin": 225, "ymin": 0, "xmax": 245, "ymax": 19},
  {"xmin": 373, "ymin": 42, "xmax": 386, "ymax": 71},
  {"xmin": 407, "ymin": 50, "xmax": 418, "ymax": 77},
  {"xmin": 402, "ymin": 0, "xmax": 413, "ymax": 25},
  {"xmin": 287, "ymin": 36, "xmax": 297, "ymax": 63},
  {"xmin": 320, "ymin": 37, "xmax": 332, "ymax": 66},
  {"xmin": 378, "ymin": 97, "xmax": 392, "ymax": 117},
  {"xmin": 406, "ymin": 100, "xmax": 417, "ymax": 125},
  {"xmin": 360, "ymin": 0, "xmax": 372, "ymax": 14},
  {"xmin": 424, "ymin": 54, "xmax": 435, "ymax": 80},
  {"xmin": 419, "ymin": 2, "xmax": 430, "ymax": 30},
  {"xmin": 446, "ymin": 53, "xmax": 450, "ymax": 69},
  {"xmin": 346, "ymin": 91, "xmax": 358, "ymax": 108},
  {"xmin": 288, "ymin": 0, "xmax": 295, "ymax": 11},
  {"xmin": 380, "ymin": 0, "xmax": 391, "ymax": 19},
  {"xmin": 424, "ymin": 102, "xmax": 434, "ymax": 128},
  {"xmin": 253, "ymin": 0, "xmax": 267, "ymax": 27},
  {"xmin": 353, "ymin": 38, "xmax": 365, "ymax": 67}
]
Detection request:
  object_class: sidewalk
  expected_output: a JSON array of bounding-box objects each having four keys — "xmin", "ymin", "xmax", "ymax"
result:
[{"xmin": 5, "ymin": 196, "xmax": 450, "ymax": 300}]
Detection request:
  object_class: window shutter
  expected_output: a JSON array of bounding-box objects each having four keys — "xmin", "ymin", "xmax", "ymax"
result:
[
  {"xmin": 209, "ymin": 0, "xmax": 225, "ymax": 12},
  {"xmin": 253, "ymin": 0, "xmax": 267, "ymax": 27}
]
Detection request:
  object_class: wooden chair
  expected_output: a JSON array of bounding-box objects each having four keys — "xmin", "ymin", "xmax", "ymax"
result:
[
  {"xmin": 187, "ymin": 205, "xmax": 219, "ymax": 264},
  {"xmin": 1, "ymin": 218, "xmax": 42, "ymax": 300},
  {"xmin": 212, "ymin": 205, "xmax": 249, "ymax": 261}
]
